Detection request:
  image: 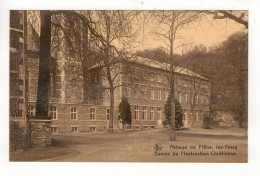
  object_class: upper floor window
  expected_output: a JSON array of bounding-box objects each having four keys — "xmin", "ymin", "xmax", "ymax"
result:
[
  {"xmin": 185, "ymin": 93, "xmax": 188, "ymax": 103},
  {"xmin": 28, "ymin": 105, "xmax": 35, "ymax": 116},
  {"xmin": 151, "ymin": 89, "xmax": 155, "ymax": 100},
  {"xmin": 158, "ymin": 89, "xmax": 162, "ymax": 100},
  {"xmin": 90, "ymin": 108, "xmax": 96, "ymax": 120},
  {"xmin": 71, "ymin": 107, "xmax": 77, "ymax": 119},
  {"xmin": 178, "ymin": 92, "xmax": 182, "ymax": 103},
  {"xmin": 51, "ymin": 106, "xmax": 57, "ymax": 120}
]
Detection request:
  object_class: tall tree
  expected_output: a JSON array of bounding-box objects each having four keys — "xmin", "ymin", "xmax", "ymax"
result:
[
  {"xmin": 151, "ymin": 11, "xmax": 198, "ymax": 140},
  {"xmin": 34, "ymin": 10, "xmax": 106, "ymax": 118},
  {"xmin": 221, "ymin": 31, "xmax": 248, "ymax": 127},
  {"xmin": 183, "ymin": 45, "xmax": 209, "ymax": 127},
  {"xmin": 90, "ymin": 11, "xmax": 138, "ymax": 132},
  {"xmin": 35, "ymin": 10, "xmax": 51, "ymax": 118},
  {"xmin": 206, "ymin": 10, "xmax": 248, "ymax": 29}
]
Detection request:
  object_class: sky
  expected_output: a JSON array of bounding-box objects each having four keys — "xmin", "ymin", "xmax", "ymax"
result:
[{"xmin": 134, "ymin": 12, "xmax": 247, "ymax": 54}]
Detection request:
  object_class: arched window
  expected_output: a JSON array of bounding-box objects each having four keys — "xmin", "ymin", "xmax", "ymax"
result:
[
  {"xmin": 71, "ymin": 107, "xmax": 77, "ymax": 119},
  {"xmin": 51, "ymin": 106, "xmax": 57, "ymax": 120}
]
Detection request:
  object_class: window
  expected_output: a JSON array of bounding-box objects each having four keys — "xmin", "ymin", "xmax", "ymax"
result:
[
  {"xmin": 71, "ymin": 127, "xmax": 78, "ymax": 133},
  {"xmin": 50, "ymin": 106, "xmax": 57, "ymax": 120},
  {"xmin": 156, "ymin": 108, "xmax": 161, "ymax": 120},
  {"xmin": 71, "ymin": 107, "xmax": 77, "ymax": 119},
  {"xmin": 90, "ymin": 126, "xmax": 96, "ymax": 132},
  {"xmin": 51, "ymin": 127, "xmax": 58, "ymax": 134},
  {"xmin": 196, "ymin": 111, "xmax": 199, "ymax": 121},
  {"xmin": 154, "ymin": 88, "xmax": 158, "ymax": 100},
  {"xmin": 183, "ymin": 110, "xmax": 188, "ymax": 121},
  {"xmin": 90, "ymin": 108, "xmax": 96, "ymax": 120},
  {"xmin": 189, "ymin": 113, "xmax": 192, "ymax": 121},
  {"xmin": 28, "ymin": 105, "xmax": 35, "ymax": 116},
  {"xmin": 106, "ymin": 109, "xmax": 110, "ymax": 120},
  {"xmin": 159, "ymin": 89, "xmax": 161, "ymax": 100},
  {"xmin": 162, "ymin": 89, "xmax": 165, "ymax": 101},
  {"xmin": 126, "ymin": 125, "xmax": 131, "ymax": 130},
  {"xmin": 135, "ymin": 125, "xmax": 140, "ymax": 130},
  {"xmin": 179, "ymin": 92, "xmax": 182, "ymax": 103},
  {"xmin": 143, "ymin": 125, "xmax": 148, "ymax": 129},
  {"xmin": 151, "ymin": 89, "xmax": 155, "ymax": 100},
  {"xmin": 134, "ymin": 106, "xmax": 139, "ymax": 120},
  {"xmin": 142, "ymin": 106, "xmax": 147, "ymax": 120},
  {"xmin": 150, "ymin": 107, "xmax": 154, "ymax": 120},
  {"xmin": 185, "ymin": 93, "xmax": 188, "ymax": 103}
]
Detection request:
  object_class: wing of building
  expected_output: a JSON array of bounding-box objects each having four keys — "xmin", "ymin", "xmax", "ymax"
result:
[{"xmin": 11, "ymin": 11, "xmax": 211, "ymax": 136}]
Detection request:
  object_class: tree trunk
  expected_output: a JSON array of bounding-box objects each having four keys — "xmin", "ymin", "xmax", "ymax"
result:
[
  {"xmin": 191, "ymin": 106, "xmax": 195, "ymax": 127},
  {"xmin": 170, "ymin": 97, "xmax": 176, "ymax": 140},
  {"xmin": 108, "ymin": 88, "xmax": 114, "ymax": 133},
  {"xmin": 82, "ymin": 25, "xmax": 89, "ymax": 102},
  {"xmin": 36, "ymin": 10, "xmax": 51, "ymax": 118}
]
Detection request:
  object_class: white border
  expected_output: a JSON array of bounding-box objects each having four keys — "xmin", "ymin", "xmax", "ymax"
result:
[{"xmin": 1, "ymin": 0, "xmax": 260, "ymax": 176}]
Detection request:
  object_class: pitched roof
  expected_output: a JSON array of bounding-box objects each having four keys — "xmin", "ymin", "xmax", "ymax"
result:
[
  {"xmin": 90, "ymin": 56, "xmax": 209, "ymax": 81},
  {"xmin": 128, "ymin": 56, "xmax": 209, "ymax": 80}
]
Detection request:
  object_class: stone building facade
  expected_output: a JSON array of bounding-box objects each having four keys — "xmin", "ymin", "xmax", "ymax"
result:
[
  {"xmin": 10, "ymin": 10, "xmax": 27, "ymax": 150},
  {"xmin": 13, "ymin": 11, "xmax": 211, "ymax": 136},
  {"xmin": 88, "ymin": 57, "xmax": 211, "ymax": 130}
]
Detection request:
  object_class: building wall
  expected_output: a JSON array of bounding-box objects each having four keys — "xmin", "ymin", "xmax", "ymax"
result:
[
  {"xmin": 23, "ymin": 11, "xmax": 211, "ymax": 134},
  {"xmin": 118, "ymin": 61, "xmax": 210, "ymax": 127},
  {"xmin": 10, "ymin": 10, "xmax": 27, "ymax": 150}
]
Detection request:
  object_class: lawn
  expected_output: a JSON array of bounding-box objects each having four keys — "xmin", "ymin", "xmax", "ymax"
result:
[{"xmin": 10, "ymin": 127, "xmax": 248, "ymax": 162}]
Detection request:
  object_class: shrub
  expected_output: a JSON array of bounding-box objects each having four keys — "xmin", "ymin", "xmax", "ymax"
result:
[
  {"xmin": 164, "ymin": 96, "xmax": 184, "ymax": 130},
  {"xmin": 202, "ymin": 113, "xmax": 211, "ymax": 129},
  {"xmin": 118, "ymin": 96, "xmax": 132, "ymax": 129}
]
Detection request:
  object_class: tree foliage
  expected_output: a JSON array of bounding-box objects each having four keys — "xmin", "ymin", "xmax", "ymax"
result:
[
  {"xmin": 182, "ymin": 31, "xmax": 248, "ymax": 127},
  {"xmin": 163, "ymin": 95, "xmax": 184, "ymax": 130},
  {"xmin": 118, "ymin": 96, "xmax": 132, "ymax": 128},
  {"xmin": 202, "ymin": 113, "xmax": 211, "ymax": 129}
]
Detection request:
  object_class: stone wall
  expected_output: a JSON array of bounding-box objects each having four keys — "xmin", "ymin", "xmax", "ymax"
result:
[{"xmin": 27, "ymin": 119, "xmax": 52, "ymax": 148}]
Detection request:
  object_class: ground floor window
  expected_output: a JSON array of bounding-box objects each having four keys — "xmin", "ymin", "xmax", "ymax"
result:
[
  {"xmin": 135, "ymin": 125, "xmax": 140, "ymax": 130},
  {"xmin": 90, "ymin": 126, "xmax": 96, "ymax": 132},
  {"xmin": 28, "ymin": 105, "xmax": 35, "ymax": 116},
  {"xmin": 134, "ymin": 106, "xmax": 139, "ymax": 120},
  {"xmin": 150, "ymin": 125, "xmax": 156, "ymax": 129},
  {"xmin": 106, "ymin": 109, "xmax": 110, "ymax": 120},
  {"xmin": 126, "ymin": 125, "xmax": 131, "ymax": 130},
  {"xmin": 143, "ymin": 125, "xmax": 148, "ymax": 129},
  {"xmin": 51, "ymin": 127, "xmax": 58, "ymax": 134},
  {"xmin": 150, "ymin": 107, "xmax": 154, "ymax": 120},
  {"xmin": 156, "ymin": 107, "xmax": 161, "ymax": 120},
  {"xmin": 71, "ymin": 127, "xmax": 78, "ymax": 133},
  {"xmin": 142, "ymin": 106, "xmax": 147, "ymax": 120},
  {"xmin": 196, "ymin": 111, "xmax": 199, "ymax": 121}
]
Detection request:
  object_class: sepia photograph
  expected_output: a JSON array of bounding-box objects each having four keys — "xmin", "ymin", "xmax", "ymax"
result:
[{"xmin": 9, "ymin": 9, "xmax": 248, "ymax": 163}]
